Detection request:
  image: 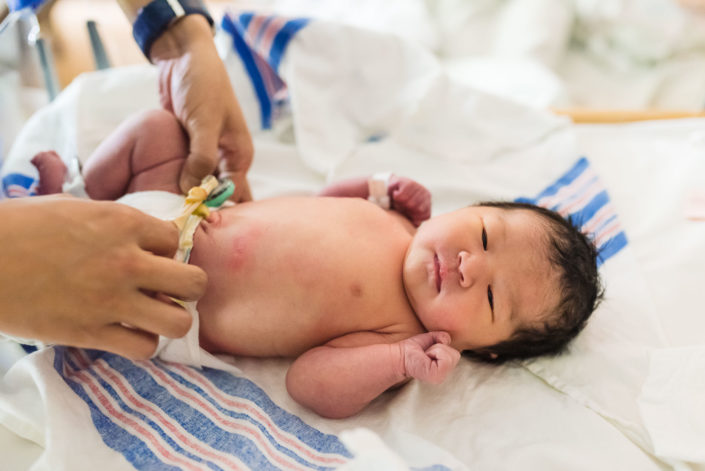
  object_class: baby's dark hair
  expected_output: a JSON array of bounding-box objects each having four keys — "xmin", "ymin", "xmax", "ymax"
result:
[{"xmin": 463, "ymin": 201, "xmax": 603, "ymax": 365}]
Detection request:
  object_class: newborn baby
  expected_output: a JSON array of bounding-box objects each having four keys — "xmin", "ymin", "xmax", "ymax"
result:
[{"xmin": 32, "ymin": 110, "xmax": 602, "ymax": 419}]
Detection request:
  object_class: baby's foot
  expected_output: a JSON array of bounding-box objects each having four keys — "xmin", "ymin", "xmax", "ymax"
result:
[{"xmin": 31, "ymin": 151, "xmax": 68, "ymax": 195}]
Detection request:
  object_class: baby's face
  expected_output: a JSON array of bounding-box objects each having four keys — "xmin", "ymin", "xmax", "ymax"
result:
[{"xmin": 402, "ymin": 206, "xmax": 559, "ymax": 351}]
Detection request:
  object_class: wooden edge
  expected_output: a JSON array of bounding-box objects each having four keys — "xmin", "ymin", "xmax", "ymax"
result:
[
  {"xmin": 0, "ymin": 2, "xmax": 9, "ymax": 25},
  {"xmin": 551, "ymin": 108, "xmax": 705, "ymax": 124}
]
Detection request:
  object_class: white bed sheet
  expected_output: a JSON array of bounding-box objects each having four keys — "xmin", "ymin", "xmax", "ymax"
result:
[
  {"xmin": 0, "ymin": 67, "xmax": 701, "ymax": 471},
  {"xmin": 575, "ymin": 120, "xmax": 705, "ymax": 348}
]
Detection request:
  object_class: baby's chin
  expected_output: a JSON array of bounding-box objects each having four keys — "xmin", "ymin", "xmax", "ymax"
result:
[
  {"xmin": 401, "ymin": 282, "xmax": 435, "ymax": 333},
  {"xmin": 400, "ymin": 256, "xmax": 420, "ymax": 311}
]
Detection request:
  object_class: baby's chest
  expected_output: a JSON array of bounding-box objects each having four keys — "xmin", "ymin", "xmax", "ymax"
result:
[{"xmin": 204, "ymin": 237, "xmax": 414, "ymax": 355}]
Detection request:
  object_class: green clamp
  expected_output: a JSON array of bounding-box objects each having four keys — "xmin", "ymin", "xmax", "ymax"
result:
[{"xmin": 205, "ymin": 178, "xmax": 235, "ymax": 207}]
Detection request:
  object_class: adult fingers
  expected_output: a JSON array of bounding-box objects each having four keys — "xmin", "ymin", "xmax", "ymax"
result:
[
  {"xmin": 97, "ymin": 324, "xmax": 161, "ymax": 360},
  {"xmin": 132, "ymin": 212, "xmax": 180, "ymax": 257},
  {"xmin": 217, "ymin": 110, "xmax": 253, "ymax": 198},
  {"xmin": 230, "ymin": 171, "xmax": 252, "ymax": 202},
  {"xmin": 218, "ymin": 168, "xmax": 252, "ymax": 203},
  {"xmin": 123, "ymin": 294, "xmax": 194, "ymax": 340},
  {"xmin": 157, "ymin": 63, "xmax": 175, "ymax": 114},
  {"xmin": 180, "ymin": 123, "xmax": 220, "ymax": 193},
  {"xmin": 133, "ymin": 253, "xmax": 207, "ymax": 302}
]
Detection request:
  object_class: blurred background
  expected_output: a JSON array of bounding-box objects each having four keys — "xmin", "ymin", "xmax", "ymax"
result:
[{"xmin": 2, "ymin": 0, "xmax": 705, "ymax": 160}]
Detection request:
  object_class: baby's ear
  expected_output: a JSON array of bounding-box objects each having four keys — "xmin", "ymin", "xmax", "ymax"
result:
[{"xmin": 488, "ymin": 353, "xmax": 498, "ymax": 360}]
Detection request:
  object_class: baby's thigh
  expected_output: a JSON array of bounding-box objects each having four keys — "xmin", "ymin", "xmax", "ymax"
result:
[
  {"xmin": 128, "ymin": 110, "xmax": 189, "ymax": 193},
  {"xmin": 131, "ymin": 109, "xmax": 189, "ymax": 173}
]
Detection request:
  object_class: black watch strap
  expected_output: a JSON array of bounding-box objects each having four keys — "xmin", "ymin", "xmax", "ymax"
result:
[{"xmin": 133, "ymin": 0, "xmax": 214, "ymax": 59}]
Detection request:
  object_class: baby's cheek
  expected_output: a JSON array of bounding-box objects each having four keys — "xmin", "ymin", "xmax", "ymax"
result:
[{"xmin": 433, "ymin": 302, "xmax": 476, "ymax": 336}]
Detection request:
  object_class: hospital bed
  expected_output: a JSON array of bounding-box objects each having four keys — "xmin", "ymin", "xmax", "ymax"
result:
[{"xmin": 1, "ymin": 1, "xmax": 705, "ymax": 470}]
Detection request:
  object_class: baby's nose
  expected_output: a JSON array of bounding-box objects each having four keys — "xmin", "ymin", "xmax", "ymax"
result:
[{"xmin": 457, "ymin": 250, "xmax": 484, "ymax": 288}]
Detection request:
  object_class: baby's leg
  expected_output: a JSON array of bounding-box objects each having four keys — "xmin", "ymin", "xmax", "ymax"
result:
[
  {"xmin": 31, "ymin": 151, "xmax": 67, "ymax": 195},
  {"xmin": 83, "ymin": 109, "xmax": 189, "ymax": 199}
]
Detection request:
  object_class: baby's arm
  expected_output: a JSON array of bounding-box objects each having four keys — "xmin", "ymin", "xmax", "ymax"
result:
[
  {"xmin": 82, "ymin": 109, "xmax": 189, "ymax": 199},
  {"xmin": 286, "ymin": 331, "xmax": 460, "ymax": 419},
  {"xmin": 318, "ymin": 175, "xmax": 431, "ymax": 226}
]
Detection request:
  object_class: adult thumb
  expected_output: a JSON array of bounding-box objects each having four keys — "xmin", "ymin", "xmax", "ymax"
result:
[{"xmin": 180, "ymin": 127, "xmax": 219, "ymax": 193}]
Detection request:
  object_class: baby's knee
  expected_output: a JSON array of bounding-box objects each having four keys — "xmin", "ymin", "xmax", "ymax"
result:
[
  {"xmin": 135, "ymin": 109, "xmax": 184, "ymax": 139},
  {"xmin": 131, "ymin": 109, "xmax": 189, "ymax": 161}
]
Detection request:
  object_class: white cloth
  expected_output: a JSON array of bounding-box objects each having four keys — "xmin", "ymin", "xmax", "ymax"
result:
[{"xmin": 638, "ymin": 346, "xmax": 705, "ymax": 464}]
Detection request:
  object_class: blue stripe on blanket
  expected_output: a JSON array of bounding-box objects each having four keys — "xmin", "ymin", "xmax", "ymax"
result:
[
  {"xmin": 517, "ymin": 157, "xmax": 627, "ymax": 267},
  {"xmin": 222, "ymin": 15, "xmax": 272, "ymax": 130},
  {"xmin": 2, "ymin": 172, "xmax": 37, "ymax": 198},
  {"xmin": 221, "ymin": 12, "xmax": 309, "ymax": 130},
  {"xmin": 269, "ymin": 18, "xmax": 309, "ymax": 72},
  {"xmin": 55, "ymin": 348, "xmax": 353, "ymax": 470}
]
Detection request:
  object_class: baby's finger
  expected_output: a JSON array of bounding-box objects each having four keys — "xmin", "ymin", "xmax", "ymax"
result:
[
  {"xmin": 406, "ymin": 331, "xmax": 441, "ymax": 350},
  {"xmin": 427, "ymin": 343, "xmax": 461, "ymax": 366},
  {"xmin": 425, "ymin": 345, "xmax": 461, "ymax": 383},
  {"xmin": 427, "ymin": 331, "xmax": 452, "ymax": 346}
]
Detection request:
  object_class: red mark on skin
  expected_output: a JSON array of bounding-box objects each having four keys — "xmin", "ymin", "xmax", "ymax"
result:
[
  {"xmin": 227, "ymin": 225, "xmax": 264, "ymax": 273},
  {"xmin": 228, "ymin": 235, "xmax": 251, "ymax": 273}
]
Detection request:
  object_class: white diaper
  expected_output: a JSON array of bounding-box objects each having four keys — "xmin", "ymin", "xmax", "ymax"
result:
[{"xmin": 118, "ymin": 190, "xmax": 228, "ymax": 370}]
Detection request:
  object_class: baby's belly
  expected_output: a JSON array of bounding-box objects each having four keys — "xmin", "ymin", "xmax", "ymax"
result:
[{"xmin": 189, "ymin": 197, "xmax": 418, "ymax": 357}]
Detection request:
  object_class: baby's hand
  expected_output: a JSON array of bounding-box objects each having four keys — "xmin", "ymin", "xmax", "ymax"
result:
[
  {"xmin": 399, "ymin": 332, "xmax": 460, "ymax": 384},
  {"xmin": 388, "ymin": 176, "xmax": 431, "ymax": 227}
]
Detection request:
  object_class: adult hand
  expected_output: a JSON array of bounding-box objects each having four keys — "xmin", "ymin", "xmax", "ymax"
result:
[
  {"xmin": 150, "ymin": 15, "xmax": 253, "ymax": 201},
  {"xmin": 0, "ymin": 196, "xmax": 207, "ymax": 359}
]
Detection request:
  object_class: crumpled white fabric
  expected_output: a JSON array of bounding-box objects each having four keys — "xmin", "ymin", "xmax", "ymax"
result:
[
  {"xmin": 638, "ymin": 346, "xmax": 705, "ymax": 464},
  {"xmin": 276, "ymin": 20, "xmax": 568, "ymax": 175},
  {"xmin": 338, "ymin": 428, "xmax": 468, "ymax": 471}
]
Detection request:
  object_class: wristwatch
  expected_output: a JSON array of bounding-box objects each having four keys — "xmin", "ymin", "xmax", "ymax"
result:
[{"xmin": 132, "ymin": 0, "xmax": 214, "ymax": 59}]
